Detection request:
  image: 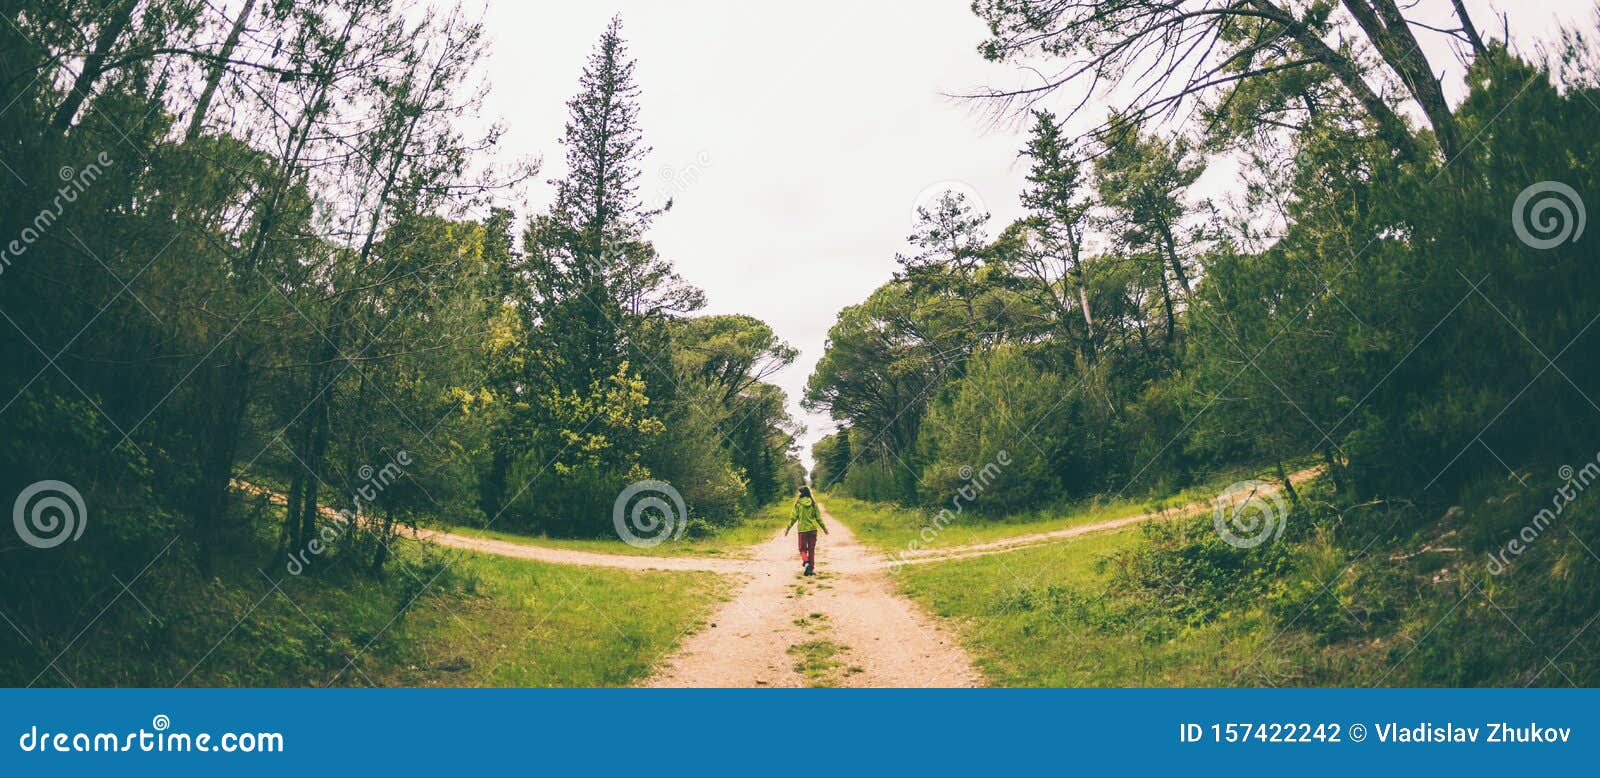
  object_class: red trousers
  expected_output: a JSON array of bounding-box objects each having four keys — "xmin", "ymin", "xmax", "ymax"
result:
[{"xmin": 797, "ymin": 530, "xmax": 818, "ymax": 565}]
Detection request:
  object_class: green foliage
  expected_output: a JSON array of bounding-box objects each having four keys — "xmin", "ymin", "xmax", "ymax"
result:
[
  {"xmin": 810, "ymin": 430, "xmax": 852, "ymax": 490},
  {"xmin": 813, "ymin": 13, "xmax": 1600, "ymax": 688},
  {"xmin": 1107, "ymin": 518, "xmax": 1295, "ymax": 628},
  {"xmin": 0, "ymin": 4, "xmax": 798, "ymax": 687},
  {"xmin": 917, "ymin": 346, "xmax": 1070, "ymax": 511}
]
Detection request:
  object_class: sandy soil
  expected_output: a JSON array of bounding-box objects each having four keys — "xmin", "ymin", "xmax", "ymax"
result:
[
  {"xmin": 644, "ymin": 504, "xmax": 982, "ymax": 687},
  {"xmin": 412, "ymin": 527, "xmax": 758, "ymax": 574}
]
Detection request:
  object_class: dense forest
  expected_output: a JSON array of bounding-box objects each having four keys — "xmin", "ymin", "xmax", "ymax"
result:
[
  {"xmin": 807, "ymin": 3, "xmax": 1600, "ymax": 683},
  {"xmin": 0, "ymin": 3, "xmax": 799, "ymax": 683},
  {"xmin": 3, "ymin": 0, "xmax": 1599, "ymax": 689}
]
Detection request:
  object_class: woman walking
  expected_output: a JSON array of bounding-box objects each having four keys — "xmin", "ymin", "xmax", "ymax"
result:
[{"xmin": 785, "ymin": 486, "xmax": 828, "ymax": 575}]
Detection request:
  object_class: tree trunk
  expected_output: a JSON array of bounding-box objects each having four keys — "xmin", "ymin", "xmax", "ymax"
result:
[
  {"xmin": 185, "ymin": 0, "xmax": 258, "ymax": 141},
  {"xmin": 1322, "ymin": 446, "xmax": 1347, "ymax": 496},
  {"xmin": 1247, "ymin": 0, "xmax": 1424, "ymax": 162},
  {"xmin": 1157, "ymin": 221, "xmax": 1192, "ymax": 297},
  {"xmin": 371, "ymin": 508, "xmax": 394, "ymax": 575},
  {"xmin": 1156, "ymin": 261, "xmax": 1177, "ymax": 344},
  {"xmin": 1450, "ymin": 0, "xmax": 1488, "ymax": 57},
  {"xmin": 1276, "ymin": 459, "xmax": 1301, "ymax": 507},
  {"xmin": 480, "ymin": 442, "xmax": 510, "ymax": 520},
  {"xmin": 295, "ymin": 334, "xmax": 338, "ymax": 549},
  {"xmin": 51, "ymin": 0, "xmax": 139, "ymax": 131},
  {"xmin": 1340, "ymin": 0, "xmax": 1462, "ymax": 159},
  {"xmin": 193, "ymin": 344, "xmax": 251, "ymax": 575}
]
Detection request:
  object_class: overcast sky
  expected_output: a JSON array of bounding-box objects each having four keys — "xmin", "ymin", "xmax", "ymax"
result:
[{"xmin": 470, "ymin": 1, "xmax": 1596, "ymax": 469}]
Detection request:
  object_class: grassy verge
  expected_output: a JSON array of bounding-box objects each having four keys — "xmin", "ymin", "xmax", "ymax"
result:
[
  {"xmin": 824, "ymin": 460, "xmax": 1309, "ymax": 555},
  {"xmin": 8, "ymin": 535, "xmax": 726, "ymax": 688},
  {"xmin": 372, "ymin": 550, "xmax": 727, "ymax": 687},
  {"xmin": 440, "ymin": 499, "xmax": 793, "ymax": 558},
  {"xmin": 891, "ymin": 526, "xmax": 1290, "ymax": 686},
  {"xmin": 846, "ymin": 463, "xmax": 1600, "ymax": 687}
]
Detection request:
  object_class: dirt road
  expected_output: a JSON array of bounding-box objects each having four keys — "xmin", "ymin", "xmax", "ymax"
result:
[
  {"xmin": 885, "ymin": 465, "xmax": 1323, "ymax": 567},
  {"xmin": 644, "ymin": 504, "xmax": 982, "ymax": 687},
  {"xmin": 236, "ymin": 472, "xmax": 1313, "ymax": 687},
  {"xmin": 238, "ymin": 469, "xmax": 1316, "ymax": 574}
]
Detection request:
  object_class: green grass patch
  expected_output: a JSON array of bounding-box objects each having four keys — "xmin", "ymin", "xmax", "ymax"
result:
[
  {"xmin": 883, "ymin": 463, "xmax": 1600, "ymax": 687},
  {"xmin": 373, "ymin": 550, "xmax": 727, "ymax": 687},
  {"xmin": 822, "ymin": 459, "xmax": 1309, "ymax": 555},
  {"xmin": 8, "ymin": 536, "xmax": 726, "ymax": 688},
  {"xmin": 787, "ymin": 639, "xmax": 850, "ymax": 687},
  {"xmin": 893, "ymin": 525, "xmax": 1340, "ymax": 687},
  {"xmin": 441, "ymin": 499, "xmax": 793, "ymax": 558}
]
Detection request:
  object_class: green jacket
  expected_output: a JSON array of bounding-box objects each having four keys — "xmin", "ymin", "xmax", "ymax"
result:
[{"xmin": 788, "ymin": 496, "xmax": 825, "ymax": 533}]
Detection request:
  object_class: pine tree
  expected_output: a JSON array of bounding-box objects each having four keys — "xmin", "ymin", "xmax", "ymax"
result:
[
  {"xmin": 1018, "ymin": 110, "xmax": 1097, "ymax": 356},
  {"xmin": 527, "ymin": 14, "xmax": 701, "ymax": 394},
  {"xmin": 515, "ymin": 15, "xmax": 704, "ymax": 530}
]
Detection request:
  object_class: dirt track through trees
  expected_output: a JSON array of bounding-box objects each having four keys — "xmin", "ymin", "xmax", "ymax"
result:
[
  {"xmin": 644, "ymin": 505, "xmax": 981, "ymax": 687},
  {"xmin": 237, "ymin": 473, "xmax": 1314, "ymax": 687}
]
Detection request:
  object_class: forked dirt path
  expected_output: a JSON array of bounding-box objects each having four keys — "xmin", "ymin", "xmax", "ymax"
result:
[
  {"xmin": 236, "ymin": 474, "xmax": 1316, "ymax": 687},
  {"xmin": 644, "ymin": 504, "xmax": 982, "ymax": 688},
  {"xmin": 886, "ymin": 465, "xmax": 1323, "ymax": 567},
  {"xmin": 238, "ymin": 467, "xmax": 1317, "ymax": 573}
]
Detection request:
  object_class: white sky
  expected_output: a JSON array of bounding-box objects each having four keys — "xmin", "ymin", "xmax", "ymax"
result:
[{"xmin": 470, "ymin": 1, "xmax": 1596, "ymax": 470}]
